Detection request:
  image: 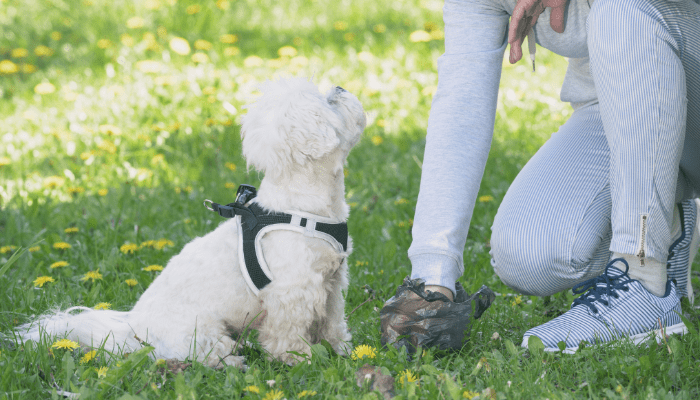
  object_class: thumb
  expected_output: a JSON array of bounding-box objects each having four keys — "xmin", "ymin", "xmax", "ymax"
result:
[
  {"xmin": 509, "ymin": 37, "xmax": 523, "ymax": 64},
  {"xmin": 549, "ymin": 3, "xmax": 566, "ymax": 33}
]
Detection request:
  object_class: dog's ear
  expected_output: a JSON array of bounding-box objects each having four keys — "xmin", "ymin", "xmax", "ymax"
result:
[{"xmin": 241, "ymin": 78, "xmax": 341, "ymax": 177}]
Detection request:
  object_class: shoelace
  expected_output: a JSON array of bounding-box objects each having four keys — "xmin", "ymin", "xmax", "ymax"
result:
[{"xmin": 571, "ymin": 258, "xmax": 633, "ymax": 314}]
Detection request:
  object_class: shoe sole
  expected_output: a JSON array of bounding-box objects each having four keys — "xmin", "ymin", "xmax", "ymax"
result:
[{"xmin": 522, "ymin": 322, "xmax": 688, "ymax": 354}]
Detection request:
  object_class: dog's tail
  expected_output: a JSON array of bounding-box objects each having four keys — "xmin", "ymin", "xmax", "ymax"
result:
[{"xmin": 17, "ymin": 306, "xmax": 141, "ymax": 354}]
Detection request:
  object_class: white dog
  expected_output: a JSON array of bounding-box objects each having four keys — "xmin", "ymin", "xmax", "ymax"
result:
[{"xmin": 18, "ymin": 77, "xmax": 366, "ymax": 368}]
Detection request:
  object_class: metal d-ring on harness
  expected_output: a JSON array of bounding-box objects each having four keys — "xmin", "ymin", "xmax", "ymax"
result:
[{"xmin": 204, "ymin": 184, "xmax": 349, "ymax": 295}]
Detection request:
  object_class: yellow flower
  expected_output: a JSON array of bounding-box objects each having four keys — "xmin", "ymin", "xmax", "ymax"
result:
[
  {"xmin": 394, "ymin": 198, "xmax": 409, "ymax": 205},
  {"xmin": 397, "ymin": 370, "xmax": 418, "ymax": 387},
  {"xmin": 243, "ymin": 55, "xmax": 264, "ymax": 68},
  {"xmin": 191, "ymin": 52, "xmax": 209, "ymax": 63},
  {"xmin": 143, "ymin": 265, "xmax": 163, "ymax": 272},
  {"xmin": 98, "ymin": 189, "xmax": 109, "ymax": 196},
  {"xmin": 81, "ymin": 270, "xmax": 103, "ymax": 282},
  {"xmin": 43, "ymin": 176, "xmax": 65, "ymax": 189},
  {"xmin": 510, "ymin": 295, "xmax": 523, "ymax": 307},
  {"xmin": 278, "ymin": 46, "xmax": 297, "ymax": 57},
  {"xmin": 97, "ymin": 39, "xmax": 112, "ymax": 49},
  {"xmin": 126, "ymin": 16, "xmax": 145, "ymax": 29},
  {"xmin": 125, "ymin": 279, "xmax": 138, "ymax": 287},
  {"xmin": 463, "ymin": 390, "xmax": 479, "ymax": 399},
  {"xmin": 350, "ymin": 344, "xmax": 376, "ymax": 360},
  {"xmin": 169, "ymin": 37, "xmax": 191, "ymax": 55},
  {"xmin": 50, "ymin": 261, "xmax": 69, "ymax": 269},
  {"xmin": 373, "ymin": 24, "xmax": 387, "ymax": 33},
  {"xmin": 67, "ymin": 187, "xmax": 84, "ymax": 195},
  {"xmin": 186, "ymin": 4, "xmax": 201, "ymax": 14},
  {"xmin": 64, "ymin": 227, "xmax": 79, "ymax": 234},
  {"xmin": 0, "ymin": 157, "xmax": 10, "ymax": 167},
  {"xmin": 51, "ymin": 31, "xmax": 62, "ymax": 41},
  {"xmin": 98, "ymin": 124, "xmax": 122, "ymax": 135},
  {"xmin": 120, "ymin": 34, "xmax": 135, "ymax": 47},
  {"xmin": 151, "ymin": 154, "xmax": 165, "ymax": 165},
  {"xmin": 146, "ymin": 0, "xmax": 161, "ymax": 10},
  {"xmin": 53, "ymin": 242, "xmax": 71, "ymax": 250},
  {"xmin": 355, "ymin": 260, "xmax": 368, "ymax": 267},
  {"xmin": 157, "ymin": 26, "xmax": 168, "ymax": 37},
  {"xmin": 409, "ymin": 30, "xmax": 432, "ymax": 43},
  {"xmin": 33, "ymin": 276, "xmax": 55, "ymax": 287},
  {"xmin": 11, "ymin": 48, "xmax": 29, "ymax": 58},
  {"xmin": 135, "ymin": 60, "xmax": 162, "ymax": 73},
  {"xmin": 96, "ymin": 366, "xmax": 108, "ymax": 378},
  {"xmin": 223, "ymin": 46, "xmax": 240, "ymax": 57},
  {"xmin": 34, "ymin": 45, "xmax": 54, "ymax": 56},
  {"xmin": 216, "ymin": 0, "xmax": 230, "ymax": 9},
  {"xmin": 97, "ymin": 140, "xmax": 117, "ymax": 154},
  {"xmin": 371, "ymin": 136, "xmax": 383, "ymax": 146},
  {"xmin": 194, "ymin": 39, "xmax": 212, "ymax": 51},
  {"xmin": 220, "ymin": 34, "xmax": 238, "ymax": 44},
  {"xmin": 120, "ymin": 243, "xmax": 138, "ymax": 254},
  {"xmin": 0, "ymin": 245, "xmax": 17, "ymax": 254},
  {"xmin": 80, "ymin": 350, "xmax": 97, "ymax": 364},
  {"xmin": 224, "ymin": 162, "xmax": 236, "ymax": 171},
  {"xmin": 29, "ymin": 246, "xmax": 40, "ymax": 252},
  {"xmin": 262, "ymin": 390, "xmax": 284, "ymax": 400},
  {"xmin": 202, "ymin": 86, "xmax": 216, "ymax": 95},
  {"xmin": 298, "ymin": 390, "xmax": 317, "ymax": 398},
  {"xmin": 244, "ymin": 386, "xmax": 260, "ymax": 394},
  {"xmin": 0, "ymin": 60, "xmax": 18, "ymax": 74},
  {"xmin": 34, "ymin": 82, "xmax": 56, "ymax": 95},
  {"xmin": 155, "ymin": 239, "xmax": 174, "ymax": 250},
  {"xmin": 52, "ymin": 339, "xmax": 79, "ymax": 350},
  {"xmin": 94, "ymin": 302, "xmax": 111, "ymax": 310},
  {"xmin": 430, "ymin": 29, "xmax": 444, "ymax": 40},
  {"xmin": 478, "ymin": 195, "xmax": 494, "ymax": 203},
  {"xmin": 333, "ymin": 21, "xmax": 348, "ymax": 31},
  {"xmin": 225, "ymin": 182, "xmax": 236, "ymax": 189}
]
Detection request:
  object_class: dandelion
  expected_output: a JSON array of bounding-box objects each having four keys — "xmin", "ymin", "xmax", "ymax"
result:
[
  {"xmin": 155, "ymin": 239, "xmax": 174, "ymax": 250},
  {"xmin": 0, "ymin": 60, "xmax": 19, "ymax": 74},
  {"xmin": 143, "ymin": 265, "xmax": 163, "ymax": 272},
  {"xmin": 34, "ymin": 82, "xmax": 56, "ymax": 95},
  {"xmin": 371, "ymin": 136, "xmax": 383, "ymax": 146},
  {"xmin": 298, "ymin": 391, "xmax": 317, "ymax": 398},
  {"xmin": 53, "ymin": 242, "xmax": 71, "ymax": 250},
  {"xmin": 186, "ymin": 4, "xmax": 201, "ymax": 14},
  {"xmin": 98, "ymin": 189, "xmax": 109, "ymax": 196},
  {"xmin": 64, "ymin": 227, "xmax": 79, "ymax": 235},
  {"xmin": 169, "ymin": 37, "xmax": 191, "ymax": 55},
  {"xmin": 224, "ymin": 162, "xmax": 236, "ymax": 171},
  {"xmin": 191, "ymin": 52, "xmax": 209, "ymax": 63},
  {"xmin": 51, "ymin": 31, "xmax": 62, "ymax": 41},
  {"xmin": 463, "ymin": 390, "xmax": 479, "ymax": 399},
  {"xmin": 81, "ymin": 270, "xmax": 103, "ymax": 282},
  {"xmin": 262, "ymin": 390, "xmax": 284, "ymax": 400},
  {"xmin": 355, "ymin": 260, "xmax": 368, "ymax": 267},
  {"xmin": 80, "ymin": 350, "xmax": 97, "ymax": 364},
  {"xmin": 351, "ymin": 344, "xmax": 376, "ymax": 360},
  {"xmin": 216, "ymin": 0, "xmax": 230, "ymax": 9},
  {"xmin": 97, "ymin": 140, "xmax": 117, "ymax": 154},
  {"xmin": 397, "ymin": 370, "xmax": 418, "ymax": 387},
  {"xmin": 278, "ymin": 46, "xmax": 297, "ymax": 57},
  {"xmin": 225, "ymin": 182, "xmax": 236, "ymax": 189},
  {"xmin": 194, "ymin": 39, "xmax": 212, "ymax": 50},
  {"xmin": 243, "ymin": 55, "xmax": 264, "ymax": 68},
  {"xmin": 29, "ymin": 246, "xmax": 40, "ymax": 252},
  {"xmin": 223, "ymin": 46, "xmax": 240, "ymax": 57},
  {"xmin": 157, "ymin": 26, "xmax": 167, "ymax": 37},
  {"xmin": 120, "ymin": 34, "xmax": 135, "ymax": 47},
  {"xmin": 0, "ymin": 245, "xmax": 17, "ymax": 254},
  {"xmin": 373, "ymin": 24, "xmax": 386, "ymax": 33},
  {"xmin": 430, "ymin": 29, "xmax": 444, "ymax": 40},
  {"xmin": 96, "ymin": 366, "xmax": 108, "ymax": 378},
  {"xmin": 120, "ymin": 243, "xmax": 138, "ymax": 254},
  {"xmin": 33, "ymin": 276, "xmax": 55, "ymax": 287},
  {"xmin": 97, "ymin": 39, "xmax": 112, "ymax": 49},
  {"xmin": 146, "ymin": 0, "xmax": 161, "ymax": 10},
  {"xmin": 202, "ymin": 86, "xmax": 216, "ymax": 95},
  {"xmin": 126, "ymin": 16, "xmax": 145, "ymax": 29},
  {"xmin": 510, "ymin": 295, "xmax": 523, "ymax": 307},
  {"xmin": 421, "ymin": 85, "xmax": 438, "ymax": 96},
  {"xmin": 409, "ymin": 30, "xmax": 432, "ymax": 43},
  {"xmin": 333, "ymin": 21, "xmax": 348, "ymax": 31},
  {"xmin": 52, "ymin": 339, "xmax": 79, "ymax": 350},
  {"xmin": 220, "ymin": 34, "xmax": 238, "ymax": 44},
  {"xmin": 67, "ymin": 187, "xmax": 85, "ymax": 195},
  {"xmin": 244, "ymin": 386, "xmax": 260, "ymax": 394},
  {"xmin": 135, "ymin": 60, "xmax": 162, "ymax": 73},
  {"xmin": 94, "ymin": 302, "xmax": 111, "ymax": 310},
  {"xmin": 11, "ymin": 48, "xmax": 29, "ymax": 58},
  {"xmin": 125, "ymin": 279, "xmax": 138, "ymax": 287},
  {"xmin": 478, "ymin": 195, "xmax": 494, "ymax": 203},
  {"xmin": 22, "ymin": 64, "xmax": 37, "ymax": 74},
  {"xmin": 34, "ymin": 45, "xmax": 54, "ymax": 56},
  {"xmin": 50, "ymin": 261, "xmax": 69, "ymax": 269},
  {"xmin": 394, "ymin": 198, "xmax": 409, "ymax": 205}
]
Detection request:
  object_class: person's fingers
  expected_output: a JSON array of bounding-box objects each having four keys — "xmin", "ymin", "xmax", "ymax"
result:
[
  {"xmin": 508, "ymin": 0, "xmax": 536, "ymax": 43},
  {"xmin": 549, "ymin": 2, "xmax": 566, "ymax": 33},
  {"xmin": 509, "ymin": 36, "xmax": 524, "ymax": 64}
]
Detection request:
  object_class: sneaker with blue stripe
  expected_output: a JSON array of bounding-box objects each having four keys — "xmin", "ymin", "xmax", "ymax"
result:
[
  {"xmin": 522, "ymin": 258, "xmax": 687, "ymax": 353},
  {"xmin": 667, "ymin": 198, "xmax": 700, "ymax": 304}
]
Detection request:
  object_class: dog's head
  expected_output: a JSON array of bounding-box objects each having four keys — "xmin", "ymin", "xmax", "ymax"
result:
[{"xmin": 241, "ymin": 77, "xmax": 366, "ymax": 178}]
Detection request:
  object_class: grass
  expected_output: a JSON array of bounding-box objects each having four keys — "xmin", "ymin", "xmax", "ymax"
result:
[{"xmin": 1, "ymin": 0, "xmax": 699, "ymax": 398}]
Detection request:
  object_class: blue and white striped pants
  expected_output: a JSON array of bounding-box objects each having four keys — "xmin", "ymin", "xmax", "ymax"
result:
[{"xmin": 491, "ymin": 0, "xmax": 700, "ymax": 296}]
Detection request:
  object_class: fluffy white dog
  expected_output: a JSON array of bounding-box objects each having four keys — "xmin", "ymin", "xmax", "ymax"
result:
[{"xmin": 18, "ymin": 77, "xmax": 366, "ymax": 368}]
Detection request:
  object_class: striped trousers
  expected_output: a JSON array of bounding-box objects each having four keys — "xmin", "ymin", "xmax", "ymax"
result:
[{"xmin": 491, "ymin": 0, "xmax": 700, "ymax": 296}]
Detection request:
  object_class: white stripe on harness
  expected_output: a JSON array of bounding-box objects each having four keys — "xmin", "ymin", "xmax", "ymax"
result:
[{"xmin": 233, "ymin": 212, "xmax": 347, "ymax": 296}]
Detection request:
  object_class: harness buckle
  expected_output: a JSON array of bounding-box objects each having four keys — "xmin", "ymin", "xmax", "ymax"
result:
[{"xmin": 235, "ymin": 184, "xmax": 258, "ymax": 205}]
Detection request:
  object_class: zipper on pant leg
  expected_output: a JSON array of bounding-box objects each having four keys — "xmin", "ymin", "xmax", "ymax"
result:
[{"xmin": 636, "ymin": 214, "xmax": 649, "ymax": 267}]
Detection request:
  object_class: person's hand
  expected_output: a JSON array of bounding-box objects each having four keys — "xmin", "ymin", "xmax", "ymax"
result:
[{"xmin": 508, "ymin": 0, "xmax": 568, "ymax": 64}]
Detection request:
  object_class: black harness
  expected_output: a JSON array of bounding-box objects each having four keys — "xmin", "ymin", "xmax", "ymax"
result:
[{"xmin": 204, "ymin": 185, "xmax": 349, "ymax": 294}]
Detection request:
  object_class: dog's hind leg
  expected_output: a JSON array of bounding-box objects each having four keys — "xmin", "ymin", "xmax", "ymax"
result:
[{"xmin": 190, "ymin": 334, "xmax": 246, "ymax": 369}]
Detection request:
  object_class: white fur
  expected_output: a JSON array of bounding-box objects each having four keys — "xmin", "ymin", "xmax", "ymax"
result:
[{"xmin": 17, "ymin": 77, "xmax": 366, "ymax": 368}]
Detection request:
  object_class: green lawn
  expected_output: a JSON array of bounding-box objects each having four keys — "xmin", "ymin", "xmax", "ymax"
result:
[{"xmin": 1, "ymin": 0, "xmax": 699, "ymax": 398}]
